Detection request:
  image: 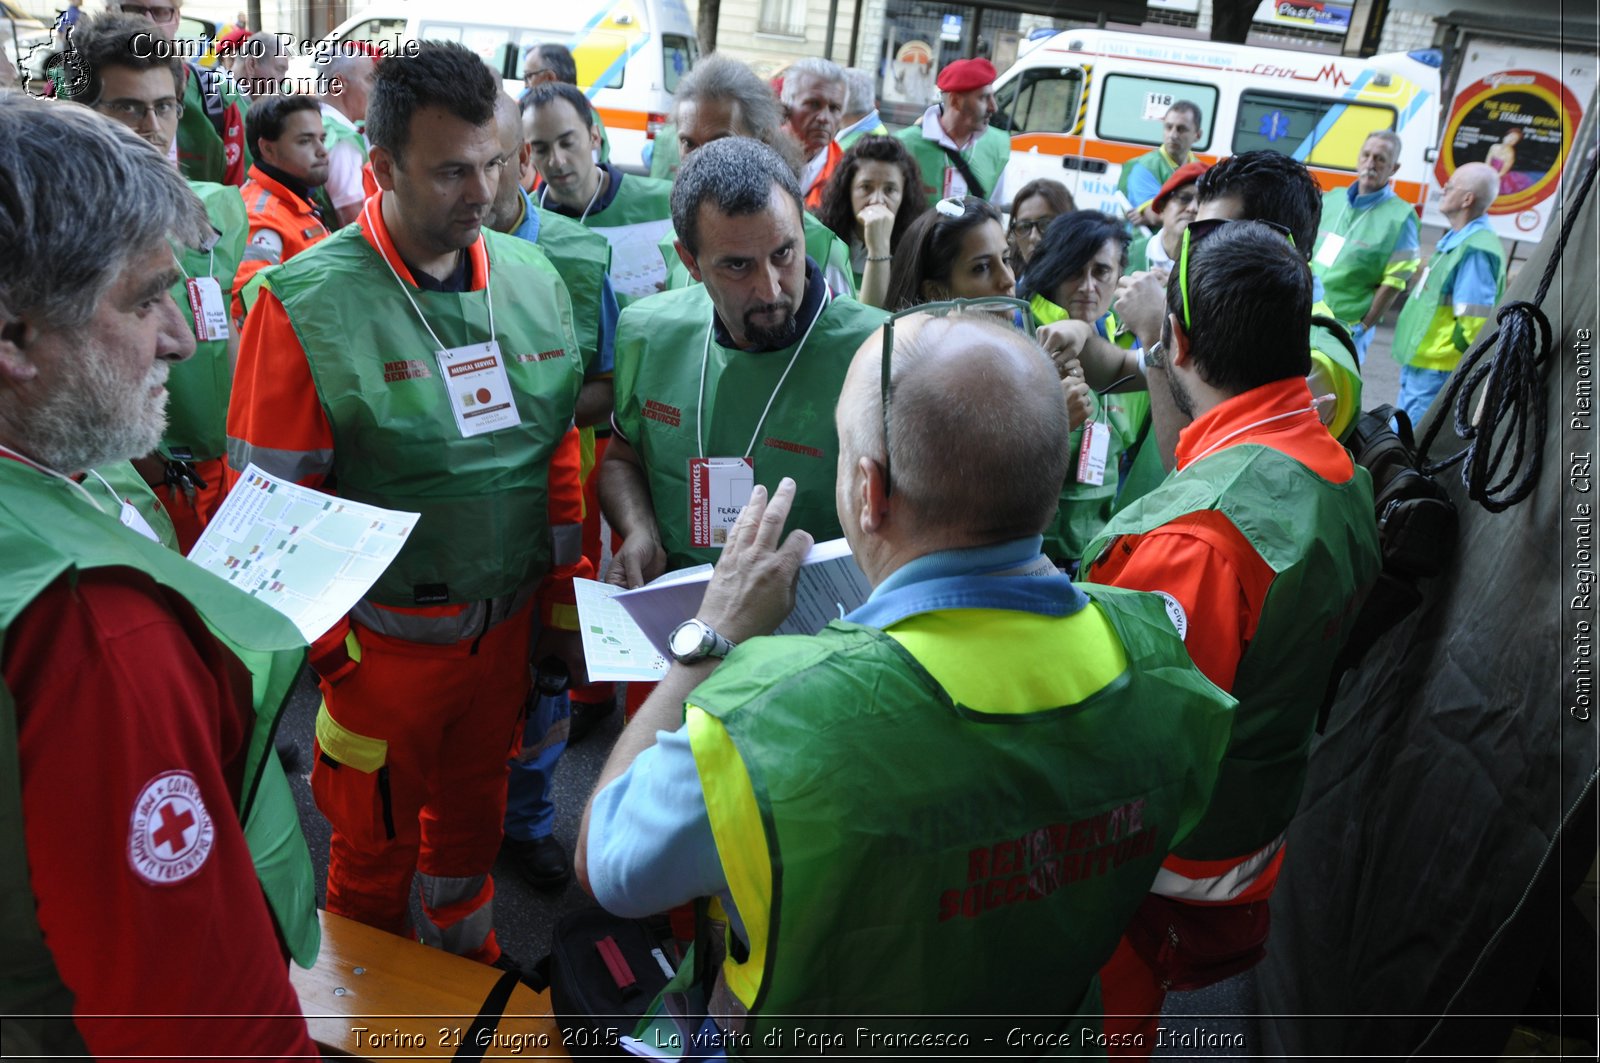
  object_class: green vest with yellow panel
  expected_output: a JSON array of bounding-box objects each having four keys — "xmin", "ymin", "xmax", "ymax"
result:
[
  {"xmin": 1392, "ymin": 226, "xmax": 1506, "ymax": 373},
  {"xmin": 613, "ymin": 284, "xmax": 886, "ymax": 572},
  {"xmin": 1115, "ymin": 148, "xmax": 1179, "ymax": 209},
  {"xmin": 0, "ymin": 460, "xmax": 318, "ymax": 1057},
  {"xmin": 1312, "ymin": 187, "xmax": 1419, "ymax": 327},
  {"xmin": 1084, "ymin": 442, "xmax": 1380, "ymax": 860},
  {"xmin": 260, "ymin": 227, "xmax": 584, "ymax": 607},
  {"xmin": 667, "ymin": 583, "xmax": 1233, "ymax": 1049},
  {"xmin": 1030, "ymin": 298, "xmax": 1150, "ymax": 566}
]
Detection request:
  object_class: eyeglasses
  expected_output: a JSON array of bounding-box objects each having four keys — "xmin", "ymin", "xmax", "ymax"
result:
[
  {"xmin": 1009, "ymin": 216, "xmax": 1055, "ymax": 237},
  {"xmin": 878, "ymin": 297, "xmax": 1034, "ymax": 496},
  {"xmin": 1165, "ymin": 190, "xmax": 1198, "ymax": 208},
  {"xmin": 523, "ymin": 67, "xmax": 549, "ymax": 84},
  {"xmin": 97, "ymin": 98, "xmax": 184, "ymax": 122},
  {"xmin": 1177, "ymin": 217, "xmax": 1294, "ymax": 331},
  {"xmin": 120, "ymin": 4, "xmax": 178, "ymax": 23}
]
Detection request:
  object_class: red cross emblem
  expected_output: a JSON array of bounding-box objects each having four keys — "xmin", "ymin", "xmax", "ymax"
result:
[{"xmin": 128, "ymin": 771, "xmax": 215, "ymax": 885}]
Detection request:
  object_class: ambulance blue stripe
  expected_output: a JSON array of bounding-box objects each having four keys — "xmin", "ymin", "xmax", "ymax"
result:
[{"xmin": 1293, "ymin": 70, "xmax": 1374, "ymax": 162}]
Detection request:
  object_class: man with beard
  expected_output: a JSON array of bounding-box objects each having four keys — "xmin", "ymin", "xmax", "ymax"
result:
[
  {"xmin": 895, "ymin": 57, "xmax": 1011, "ymax": 209},
  {"xmin": 1310, "ymin": 130, "xmax": 1420, "ymax": 363},
  {"xmin": 227, "ymin": 41, "xmax": 586, "ymax": 968},
  {"xmin": 0, "ymin": 93, "xmax": 317, "ymax": 1058},
  {"xmin": 233, "ymin": 94, "xmax": 332, "ymax": 316},
  {"xmin": 1080, "ymin": 222, "xmax": 1380, "ymax": 1053},
  {"xmin": 602, "ymin": 137, "xmax": 887, "ymax": 589}
]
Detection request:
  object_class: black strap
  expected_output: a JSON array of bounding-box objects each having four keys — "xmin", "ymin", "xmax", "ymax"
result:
[
  {"xmin": 452, "ymin": 969, "xmax": 523, "ymax": 1061},
  {"xmin": 937, "ymin": 144, "xmax": 988, "ymax": 201}
]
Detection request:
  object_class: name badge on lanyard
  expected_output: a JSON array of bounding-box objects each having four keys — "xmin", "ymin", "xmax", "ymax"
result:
[
  {"xmin": 118, "ymin": 499, "xmax": 161, "ymax": 543},
  {"xmin": 185, "ymin": 276, "xmax": 230, "ymax": 341},
  {"xmin": 1313, "ymin": 232, "xmax": 1346, "ymax": 269},
  {"xmin": 1076, "ymin": 421, "xmax": 1110, "ymax": 486},
  {"xmin": 689, "ymin": 456, "xmax": 754, "ymax": 548},
  {"xmin": 437, "ymin": 340, "xmax": 523, "ymax": 439}
]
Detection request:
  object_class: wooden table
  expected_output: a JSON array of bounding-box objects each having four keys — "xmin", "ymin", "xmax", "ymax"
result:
[{"xmin": 292, "ymin": 911, "xmax": 570, "ymax": 1059}]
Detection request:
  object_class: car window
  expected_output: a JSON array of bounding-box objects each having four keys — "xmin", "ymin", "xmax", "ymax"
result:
[
  {"xmin": 1233, "ymin": 90, "xmax": 1396, "ymax": 170},
  {"xmin": 1096, "ymin": 74, "xmax": 1217, "ymax": 151}
]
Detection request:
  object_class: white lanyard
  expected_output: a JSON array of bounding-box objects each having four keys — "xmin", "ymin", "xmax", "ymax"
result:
[
  {"xmin": 171, "ymin": 242, "xmax": 216, "ymax": 280},
  {"xmin": 1183, "ymin": 403, "xmax": 1321, "ymax": 467},
  {"xmin": 537, "ymin": 167, "xmax": 606, "ymax": 223},
  {"xmin": 362, "ymin": 199, "xmax": 495, "ymax": 351},
  {"xmin": 695, "ymin": 291, "xmax": 830, "ymax": 459},
  {"xmin": 0, "ymin": 443, "xmax": 111, "ymax": 515}
]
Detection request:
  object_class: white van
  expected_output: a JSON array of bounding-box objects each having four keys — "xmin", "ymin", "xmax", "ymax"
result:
[
  {"xmin": 306, "ymin": 0, "xmax": 698, "ymax": 171},
  {"xmin": 992, "ymin": 30, "xmax": 1442, "ymax": 212}
]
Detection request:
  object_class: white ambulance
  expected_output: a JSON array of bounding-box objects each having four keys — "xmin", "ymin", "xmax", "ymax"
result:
[
  {"xmin": 305, "ymin": 0, "xmax": 698, "ymax": 171},
  {"xmin": 992, "ymin": 29, "xmax": 1442, "ymax": 212}
]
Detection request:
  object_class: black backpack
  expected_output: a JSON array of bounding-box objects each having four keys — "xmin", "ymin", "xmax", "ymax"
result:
[{"xmin": 1319, "ymin": 401, "xmax": 1459, "ymax": 726}]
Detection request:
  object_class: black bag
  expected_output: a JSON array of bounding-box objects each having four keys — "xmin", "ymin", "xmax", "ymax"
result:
[
  {"xmin": 541, "ymin": 906, "xmax": 675, "ymax": 1058},
  {"xmin": 1319, "ymin": 403, "xmax": 1459, "ymax": 728}
]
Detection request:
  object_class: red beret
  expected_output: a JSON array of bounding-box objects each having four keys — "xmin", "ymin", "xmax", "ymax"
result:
[
  {"xmin": 936, "ymin": 57, "xmax": 997, "ymax": 94},
  {"xmin": 1152, "ymin": 161, "xmax": 1208, "ymax": 212}
]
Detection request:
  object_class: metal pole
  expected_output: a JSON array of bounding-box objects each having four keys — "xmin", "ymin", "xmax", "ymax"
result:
[
  {"xmin": 825, "ymin": 0, "xmax": 839, "ymax": 60},
  {"xmin": 849, "ymin": 0, "xmax": 865, "ymax": 69}
]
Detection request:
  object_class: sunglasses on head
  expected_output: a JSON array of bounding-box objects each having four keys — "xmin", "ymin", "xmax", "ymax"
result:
[
  {"xmin": 879, "ymin": 297, "xmax": 1034, "ymax": 496},
  {"xmin": 1177, "ymin": 217, "xmax": 1294, "ymax": 331}
]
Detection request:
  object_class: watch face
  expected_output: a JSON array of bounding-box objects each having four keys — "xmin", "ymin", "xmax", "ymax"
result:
[{"xmin": 670, "ymin": 620, "xmax": 705, "ymax": 658}]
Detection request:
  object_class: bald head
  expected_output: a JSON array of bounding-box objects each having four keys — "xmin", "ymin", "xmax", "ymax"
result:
[
  {"xmin": 1455, "ymin": 162, "xmax": 1500, "ymax": 218},
  {"xmin": 839, "ymin": 314, "xmax": 1069, "ymax": 543}
]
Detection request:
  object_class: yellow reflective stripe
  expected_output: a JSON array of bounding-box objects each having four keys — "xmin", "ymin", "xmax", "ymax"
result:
[
  {"xmin": 686, "ymin": 705, "xmax": 771, "ymax": 1008},
  {"xmin": 579, "ymin": 425, "xmax": 598, "ymax": 484},
  {"xmin": 547, "ymin": 601, "xmax": 581, "ymax": 630},
  {"xmin": 884, "ymin": 605, "xmax": 1127, "ymax": 712},
  {"xmin": 1409, "ymin": 305, "xmax": 1470, "ymax": 370},
  {"xmin": 1309, "ymin": 347, "xmax": 1359, "ymax": 440},
  {"xmin": 314, "ymin": 701, "xmax": 387, "ymax": 772},
  {"xmin": 345, "ymin": 629, "xmax": 362, "ymax": 664}
]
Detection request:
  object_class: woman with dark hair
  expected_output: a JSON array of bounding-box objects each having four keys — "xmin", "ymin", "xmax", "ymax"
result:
[
  {"xmin": 1018, "ymin": 211, "xmax": 1149, "ymax": 571},
  {"xmin": 1005, "ymin": 178, "xmax": 1075, "ymax": 277},
  {"xmin": 814, "ymin": 135, "xmax": 924, "ymax": 308},
  {"xmin": 883, "ymin": 195, "xmax": 1014, "ymax": 311}
]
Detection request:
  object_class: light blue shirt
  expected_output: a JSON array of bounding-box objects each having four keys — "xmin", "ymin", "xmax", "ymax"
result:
[{"xmin": 1435, "ymin": 215, "xmax": 1501, "ymax": 313}]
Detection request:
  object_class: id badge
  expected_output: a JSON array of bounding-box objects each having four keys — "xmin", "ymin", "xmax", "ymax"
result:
[
  {"xmin": 689, "ymin": 456, "xmax": 755, "ymax": 548},
  {"xmin": 437, "ymin": 340, "xmax": 522, "ymax": 439},
  {"xmin": 185, "ymin": 276, "xmax": 230, "ymax": 341},
  {"xmin": 1313, "ymin": 232, "xmax": 1346, "ymax": 269},
  {"xmin": 119, "ymin": 500, "xmax": 161, "ymax": 543},
  {"xmin": 1076, "ymin": 421, "xmax": 1110, "ymax": 486}
]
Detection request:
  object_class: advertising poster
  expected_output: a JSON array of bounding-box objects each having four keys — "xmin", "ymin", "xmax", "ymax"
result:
[{"xmin": 1427, "ymin": 48, "xmax": 1596, "ymax": 242}]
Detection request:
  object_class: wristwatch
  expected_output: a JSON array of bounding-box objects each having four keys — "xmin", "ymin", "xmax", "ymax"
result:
[{"xmin": 668, "ymin": 618, "xmax": 736, "ymax": 664}]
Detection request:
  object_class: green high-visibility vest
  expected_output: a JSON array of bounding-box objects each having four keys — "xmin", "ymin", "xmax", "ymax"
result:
[
  {"xmin": 658, "ymin": 212, "xmax": 859, "ymax": 300},
  {"xmin": 648, "ymin": 124, "xmax": 679, "ymax": 180},
  {"xmin": 1312, "ymin": 187, "xmax": 1418, "ymax": 327},
  {"xmin": 674, "ymin": 584, "xmax": 1234, "ymax": 1048},
  {"xmin": 576, "ymin": 171, "xmax": 674, "ymax": 306},
  {"xmin": 1392, "ymin": 225, "xmax": 1506, "ymax": 372},
  {"xmin": 261, "ymin": 227, "xmax": 584, "ymax": 606},
  {"xmin": 177, "ymin": 66, "xmax": 226, "ymax": 184},
  {"xmin": 86, "ymin": 461, "xmax": 180, "ymax": 552},
  {"xmin": 1085, "ymin": 441, "xmax": 1380, "ymax": 860},
  {"xmin": 895, "ymin": 119, "xmax": 1010, "ymax": 209},
  {"xmin": 1029, "ymin": 298, "xmax": 1148, "ymax": 566},
  {"xmin": 163, "ymin": 180, "xmax": 246, "ymax": 464},
  {"xmin": 836, "ymin": 119, "xmax": 887, "ymax": 150},
  {"xmin": 612, "ymin": 285, "xmax": 886, "ymax": 571},
  {"xmin": 532, "ymin": 204, "xmax": 613, "ymax": 376},
  {"xmin": 0, "ymin": 459, "xmax": 318, "ymax": 1054},
  {"xmin": 1309, "ymin": 299, "xmax": 1363, "ymax": 442}
]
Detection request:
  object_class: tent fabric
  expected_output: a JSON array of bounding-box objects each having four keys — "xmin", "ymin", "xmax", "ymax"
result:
[{"xmin": 1256, "ymin": 115, "xmax": 1600, "ymax": 1054}]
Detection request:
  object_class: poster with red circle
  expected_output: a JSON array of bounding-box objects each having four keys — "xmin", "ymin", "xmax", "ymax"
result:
[{"xmin": 1434, "ymin": 69, "xmax": 1583, "ymax": 217}]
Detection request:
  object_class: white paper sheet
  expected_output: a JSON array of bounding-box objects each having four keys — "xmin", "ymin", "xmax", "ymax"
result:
[
  {"xmin": 186, "ymin": 464, "xmax": 417, "ymax": 642},
  {"xmin": 573, "ymin": 539, "xmax": 873, "ymax": 681}
]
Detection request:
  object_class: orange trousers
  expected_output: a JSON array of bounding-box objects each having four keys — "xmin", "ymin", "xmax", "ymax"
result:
[{"xmin": 311, "ymin": 604, "xmax": 534, "ymax": 964}]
